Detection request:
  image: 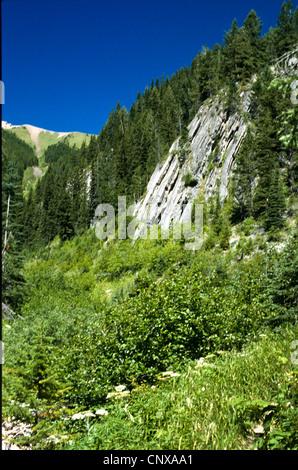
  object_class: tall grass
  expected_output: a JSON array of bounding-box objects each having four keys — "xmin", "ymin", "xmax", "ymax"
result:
[{"xmin": 65, "ymin": 326, "xmax": 297, "ymax": 450}]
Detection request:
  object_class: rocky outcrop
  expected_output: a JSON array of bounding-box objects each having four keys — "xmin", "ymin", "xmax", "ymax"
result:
[
  {"xmin": 133, "ymin": 86, "xmax": 252, "ymax": 232},
  {"xmin": 272, "ymin": 46, "xmax": 298, "ymax": 78},
  {"xmin": 1, "ymin": 121, "xmax": 14, "ymax": 129},
  {"xmin": 131, "ymin": 49, "xmax": 298, "ymax": 234},
  {"xmin": 2, "ymin": 419, "xmax": 32, "ymax": 450}
]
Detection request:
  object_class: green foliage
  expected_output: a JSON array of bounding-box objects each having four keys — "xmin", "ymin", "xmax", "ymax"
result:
[
  {"xmin": 44, "ymin": 141, "xmax": 75, "ymax": 165},
  {"xmin": 231, "ymin": 127, "xmax": 257, "ymax": 221},
  {"xmin": 275, "ymin": 0, "xmax": 298, "ymax": 55},
  {"xmin": 4, "ymin": 8, "xmax": 296, "ymax": 251},
  {"xmin": 264, "ymin": 233, "xmax": 298, "ymax": 324},
  {"xmin": 2, "ymin": 157, "xmax": 30, "ymax": 312},
  {"xmin": 264, "ymin": 167, "xmax": 287, "ymax": 231},
  {"xmin": 3, "ymin": 224, "xmax": 297, "ymax": 449},
  {"xmin": 2, "ymin": 129, "xmax": 38, "ymax": 175},
  {"xmin": 254, "ymin": 370, "xmax": 298, "ymax": 450},
  {"xmin": 2, "ymin": 7, "xmax": 298, "ymax": 451},
  {"xmin": 182, "ymin": 172, "xmax": 198, "ymax": 187},
  {"xmin": 63, "ymin": 326, "xmax": 297, "ymax": 450}
]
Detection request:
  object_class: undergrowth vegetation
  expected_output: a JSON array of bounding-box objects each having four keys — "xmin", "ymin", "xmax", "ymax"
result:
[{"xmin": 2, "ymin": 227, "xmax": 297, "ymax": 450}]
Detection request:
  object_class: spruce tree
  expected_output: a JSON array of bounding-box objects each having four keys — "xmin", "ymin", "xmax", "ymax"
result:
[
  {"xmin": 22, "ymin": 187, "xmax": 35, "ymax": 250},
  {"xmin": 252, "ymin": 68, "xmax": 285, "ymax": 218},
  {"xmin": 38, "ymin": 164, "xmax": 58, "ymax": 245},
  {"xmin": 2, "ymin": 159, "xmax": 27, "ymax": 311},
  {"xmin": 243, "ymin": 9, "xmax": 264, "ymax": 76},
  {"xmin": 224, "ymin": 75, "xmax": 240, "ymax": 115},
  {"xmin": 223, "ymin": 19, "xmax": 246, "ymax": 82},
  {"xmin": 276, "ymin": 0, "xmax": 297, "ymax": 55},
  {"xmin": 264, "ymin": 166, "xmax": 286, "ymax": 231},
  {"xmin": 232, "ymin": 127, "xmax": 257, "ymax": 221}
]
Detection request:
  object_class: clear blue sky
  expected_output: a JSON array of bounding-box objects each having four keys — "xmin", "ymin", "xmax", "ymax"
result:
[{"xmin": 1, "ymin": 0, "xmax": 295, "ymax": 135}]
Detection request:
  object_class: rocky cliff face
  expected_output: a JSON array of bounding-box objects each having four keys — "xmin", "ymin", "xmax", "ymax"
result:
[
  {"xmin": 133, "ymin": 85, "xmax": 252, "ymax": 233},
  {"xmin": 88, "ymin": 49, "xmax": 297, "ymax": 237},
  {"xmin": 132, "ymin": 48, "xmax": 297, "ymax": 235}
]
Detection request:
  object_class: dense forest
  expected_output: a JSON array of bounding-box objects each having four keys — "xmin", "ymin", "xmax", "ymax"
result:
[{"xmin": 2, "ymin": 1, "xmax": 298, "ymax": 450}]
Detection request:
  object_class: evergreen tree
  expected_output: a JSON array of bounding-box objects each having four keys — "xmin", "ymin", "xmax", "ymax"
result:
[
  {"xmin": 208, "ymin": 44, "xmax": 223, "ymax": 96},
  {"xmin": 56, "ymin": 180, "xmax": 74, "ymax": 241},
  {"xmin": 219, "ymin": 217, "xmax": 232, "ymax": 250},
  {"xmin": 232, "ymin": 127, "xmax": 257, "ymax": 221},
  {"xmin": 22, "ymin": 188, "xmax": 35, "ymax": 250},
  {"xmin": 264, "ymin": 166, "xmax": 286, "ymax": 231},
  {"xmin": 30, "ymin": 179, "xmax": 44, "ymax": 248},
  {"xmin": 269, "ymin": 76, "xmax": 298, "ymax": 196},
  {"xmin": 262, "ymin": 27, "xmax": 280, "ymax": 62},
  {"xmin": 89, "ymin": 154, "xmax": 102, "ymax": 218},
  {"xmin": 38, "ymin": 165, "xmax": 58, "ymax": 245},
  {"xmin": 224, "ymin": 75, "xmax": 240, "ymax": 115},
  {"xmin": 295, "ymin": 5, "xmax": 298, "ymax": 32},
  {"xmin": 223, "ymin": 19, "xmax": 244, "ymax": 81},
  {"xmin": 243, "ymin": 9, "xmax": 264, "ymax": 76},
  {"xmin": 2, "ymin": 158, "xmax": 24, "ymax": 250},
  {"xmin": 275, "ymin": 0, "xmax": 297, "ymax": 55},
  {"xmin": 69, "ymin": 163, "xmax": 90, "ymax": 234},
  {"xmin": 252, "ymin": 68, "xmax": 286, "ymax": 219},
  {"xmin": 211, "ymin": 184, "xmax": 222, "ymax": 236},
  {"xmin": 266, "ymin": 234, "xmax": 298, "ymax": 322},
  {"xmin": 2, "ymin": 159, "xmax": 27, "ymax": 311},
  {"xmin": 87, "ymin": 134, "xmax": 99, "ymax": 164}
]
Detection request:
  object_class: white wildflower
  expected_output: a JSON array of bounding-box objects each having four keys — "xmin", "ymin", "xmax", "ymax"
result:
[
  {"xmin": 253, "ymin": 425, "xmax": 264, "ymax": 435},
  {"xmin": 84, "ymin": 412, "xmax": 95, "ymax": 418},
  {"xmin": 107, "ymin": 390, "xmax": 130, "ymax": 399},
  {"xmin": 72, "ymin": 411, "xmax": 95, "ymax": 420},
  {"xmin": 72, "ymin": 413, "xmax": 85, "ymax": 420},
  {"xmin": 115, "ymin": 385, "xmax": 126, "ymax": 392},
  {"xmin": 47, "ymin": 435, "xmax": 60, "ymax": 444},
  {"xmin": 162, "ymin": 371, "xmax": 174, "ymax": 376},
  {"xmin": 95, "ymin": 409, "xmax": 108, "ymax": 416},
  {"xmin": 196, "ymin": 358, "xmax": 209, "ymax": 367}
]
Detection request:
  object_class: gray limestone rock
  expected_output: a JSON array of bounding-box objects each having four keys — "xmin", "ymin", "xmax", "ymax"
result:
[{"xmin": 133, "ymin": 87, "xmax": 252, "ymax": 235}]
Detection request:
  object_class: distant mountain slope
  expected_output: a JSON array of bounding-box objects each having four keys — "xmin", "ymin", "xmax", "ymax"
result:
[
  {"xmin": 2, "ymin": 121, "xmax": 93, "ymax": 158},
  {"xmin": 2, "ymin": 121, "xmax": 94, "ymax": 196}
]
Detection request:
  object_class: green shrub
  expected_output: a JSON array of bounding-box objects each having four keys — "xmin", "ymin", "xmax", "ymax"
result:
[{"xmin": 182, "ymin": 172, "xmax": 198, "ymax": 187}]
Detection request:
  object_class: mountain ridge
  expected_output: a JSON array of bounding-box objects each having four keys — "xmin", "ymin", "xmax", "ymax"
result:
[
  {"xmin": 1, "ymin": 120, "xmax": 93, "ymax": 158},
  {"xmin": 2, "ymin": 120, "xmax": 92, "ymax": 136}
]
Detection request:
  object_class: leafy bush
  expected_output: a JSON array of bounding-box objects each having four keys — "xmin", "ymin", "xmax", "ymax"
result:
[
  {"xmin": 3, "ymin": 229, "xmax": 297, "ymax": 449},
  {"xmin": 62, "ymin": 326, "xmax": 297, "ymax": 450}
]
